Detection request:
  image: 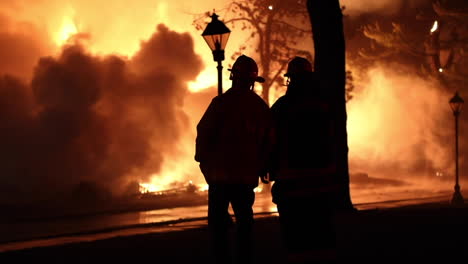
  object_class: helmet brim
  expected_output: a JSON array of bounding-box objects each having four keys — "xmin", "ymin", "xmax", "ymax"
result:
[{"xmin": 228, "ymin": 68, "xmax": 265, "ymax": 83}]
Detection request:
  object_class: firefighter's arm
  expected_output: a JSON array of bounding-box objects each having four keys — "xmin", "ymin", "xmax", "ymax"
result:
[{"xmin": 195, "ymin": 98, "xmax": 220, "ymax": 163}]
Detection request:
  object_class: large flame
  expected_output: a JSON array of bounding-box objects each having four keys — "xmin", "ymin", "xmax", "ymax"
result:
[
  {"xmin": 46, "ymin": 2, "xmax": 226, "ymax": 192},
  {"xmin": 55, "ymin": 11, "xmax": 78, "ymax": 46},
  {"xmin": 188, "ymin": 69, "xmax": 218, "ymax": 92}
]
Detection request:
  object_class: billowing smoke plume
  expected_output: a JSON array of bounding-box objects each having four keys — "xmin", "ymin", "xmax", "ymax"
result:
[
  {"xmin": 347, "ymin": 62, "xmax": 458, "ymax": 180},
  {"xmin": 0, "ymin": 24, "xmax": 203, "ymax": 204},
  {"xmin": 341, "ymin": 0, "xmax": 428, "ymax": 16}
]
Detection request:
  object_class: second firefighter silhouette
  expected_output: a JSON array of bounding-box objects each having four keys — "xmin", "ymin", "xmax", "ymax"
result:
[
  {"xmin": 195, "ymin": 55, "xmax": 273, "ymax": 264},
  {"xmin": 269, "ymin": 56, "xmax": 338, "ymax": 261}
]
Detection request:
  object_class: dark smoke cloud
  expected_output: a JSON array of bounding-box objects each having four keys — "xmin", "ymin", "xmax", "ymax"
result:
[{"xmin": 0, "ymin": 24, "xmax": 203, "ymax": 204}]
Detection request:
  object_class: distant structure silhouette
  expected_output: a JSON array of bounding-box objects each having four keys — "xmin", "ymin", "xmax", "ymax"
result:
[
  {"xmin": 269, "ymin": 56, "xmax": 339, "ymax": 263},
  {"xmin": 195, "ymin": 55, "xmax": 273, "ymax": 264}
]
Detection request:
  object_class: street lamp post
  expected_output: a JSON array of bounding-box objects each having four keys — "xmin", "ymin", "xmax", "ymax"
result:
[
  {"xmin": 449, "ymin": 92, "xmax": 464, "ymax": 206},
  {"xmin": 202, "ymin": 13, "xmax": 231, "ymax": 96}
]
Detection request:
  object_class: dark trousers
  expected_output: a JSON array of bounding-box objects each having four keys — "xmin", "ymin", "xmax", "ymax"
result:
[
  {"xmin": 208, "ymin": 184, "xmax": 256, "ymax": 264},
  {"xmin": 277, "ymin": 198, "xmax": 336, "ymax": 253},
  {"xmin": 272, "ymin": 180, "xmax": 337, "ymax": 254}
]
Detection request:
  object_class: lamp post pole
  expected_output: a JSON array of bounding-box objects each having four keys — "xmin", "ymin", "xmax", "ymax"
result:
[
  {"xmin": 213, "ymin": 47, "xmax": 224, "ymax": 96},
  {"xmin": 217, "ymin": 59, "xmax": 223, "ymax": 96},
  {"xmin": 450, "ymin": 92, "xmax": 464, "ymax": 206}
]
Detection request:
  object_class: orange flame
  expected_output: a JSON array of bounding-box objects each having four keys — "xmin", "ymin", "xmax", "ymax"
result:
[
  {"xmin": 188, "ymin": 69, "xmax": 218, "ymax": 92},
  {"xmin": 55, "ymin": 10, "xmax": 78, "ymax": 46}
]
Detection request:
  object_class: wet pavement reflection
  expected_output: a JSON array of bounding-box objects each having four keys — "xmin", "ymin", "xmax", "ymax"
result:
[{"xmin": 0, "ymin": 189, "xmax": 457, "ymax": 252}]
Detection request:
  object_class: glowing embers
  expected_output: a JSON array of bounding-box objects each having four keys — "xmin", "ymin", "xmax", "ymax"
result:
[
  {"xmin": 139, "ymin": 183, "xmax": 160, "ymax": 193},
  {"xmin": 139, "ymin": 181, "xmax": 266, "ymax": 194},
  {"xmin": 139, "ymin": 181, "xmax": 208, "ymax": 195}
]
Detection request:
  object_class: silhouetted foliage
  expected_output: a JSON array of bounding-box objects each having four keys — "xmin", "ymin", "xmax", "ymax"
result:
[
  {"xmin": 345, "ymin": 70, "xmax": 354, "ymax": 102},
  {"xmin": 194, "ymin": 1, "xmax": 358, "ymax": 105},
  {"xmin": 194, "ymin": 0, "xmax": 312, "ymax": 105},
  {"xmin": 359, "ymin": 0, "xmax": 468, "ymax": 91}
]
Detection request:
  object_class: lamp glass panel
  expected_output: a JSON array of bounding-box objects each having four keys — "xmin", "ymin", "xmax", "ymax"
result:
[
  {"xmin": 202, "ymin": 35, "xmax": 216, "ymax": 51},
  {"xmin": 450, "ymin": 101, "xmax": 462, "ymax": 113},
  {"xmin": 203, "ymin": 33, "xmax": 230, "ymax": 51}
]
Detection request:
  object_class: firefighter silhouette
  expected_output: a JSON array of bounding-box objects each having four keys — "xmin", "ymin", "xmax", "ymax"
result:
[
  {"xmin": 195, "ymin": 55, "xmax": 274, "ymax": 264},
  {"xmin": 269, "ymin": 56, "xmax": 338, "ymax": 262}
]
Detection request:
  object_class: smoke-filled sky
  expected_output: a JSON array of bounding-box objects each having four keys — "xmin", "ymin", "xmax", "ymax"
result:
[
  {"xmin": 0, "ymin": 0, "xmax": 465, "ymax": 204},
  {"xmin": 0, "ymin": 0, "xmax": 227, "ymax": 203},
  {"xmin": 341, "ymin": 0, "xmax": 429, "ymax": 15},
  {"xmin": 0, "ymin": 22, "xmax": 203, "ymax": 202}
]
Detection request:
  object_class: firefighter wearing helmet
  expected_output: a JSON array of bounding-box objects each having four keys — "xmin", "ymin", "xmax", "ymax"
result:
[
  {"xmin": 195, "ymin": 55, "xmax": 273, "ymax": 264},
  {"xmin": 283, "ymin": 56, "xmax": 315, "ymax": 95},
  {"xmin": 284, "ymin": 56, "xmax": 313, "ymax": 77},
  {"xmin": 268, "ymin": 56, "xmax": 339, "ymax": 260},
  {"xmin": 229, "ymin": 54, "xmax": 265, "ymax": 89}
]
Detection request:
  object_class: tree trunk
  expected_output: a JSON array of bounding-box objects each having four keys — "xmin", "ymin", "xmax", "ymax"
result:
[{"xmin": 307, "ymin": 0, "xmax": 354, "ymax": 210}]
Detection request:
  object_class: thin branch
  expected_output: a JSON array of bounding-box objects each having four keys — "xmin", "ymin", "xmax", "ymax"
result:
[{"xmin": 273, "ymin": 21, "xmax": 311, "ymax": 34}]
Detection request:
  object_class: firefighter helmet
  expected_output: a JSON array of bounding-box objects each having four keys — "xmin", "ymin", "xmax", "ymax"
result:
[
  {"xmin": 284, "ymin": 56, "xmax": 312, "ymax": 77},
  {"xmin": 229, "ymin": 55, "xmax": 265, "ymax": 83}
]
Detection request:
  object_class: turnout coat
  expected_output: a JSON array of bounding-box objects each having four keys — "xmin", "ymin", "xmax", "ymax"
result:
[{"xmin": 195, "ymin": 87, "xmax": 274, "ymax": 186}]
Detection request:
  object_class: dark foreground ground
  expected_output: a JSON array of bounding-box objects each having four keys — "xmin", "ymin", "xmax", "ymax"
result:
[{"xmin": 1, "ymin": 201, "xmax": 468, "ymax": 264}]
